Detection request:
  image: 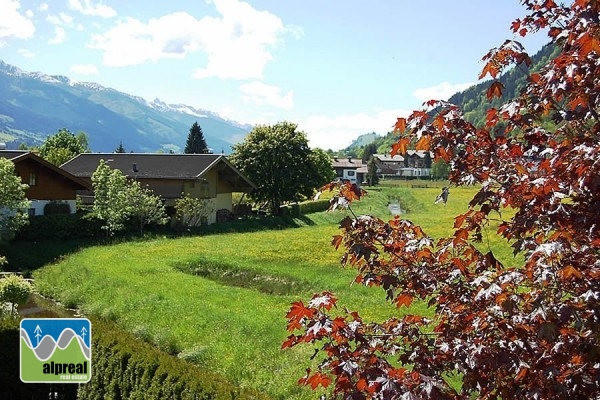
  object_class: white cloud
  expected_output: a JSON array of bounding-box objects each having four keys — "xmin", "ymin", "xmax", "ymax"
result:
[
  {"xmin": 48, "ymin": 26, "xmax": 66, "ymax": 44},
  {"xmin": 89, "ymin": 0, "xmax": 291, "ymax": 80},
  {"xmin": 298, "ymin": 108, "xmax": 411, "ymax": 151},
  {"xmin": 47, "ymin": 12, "xmax": 74, "ymax": 26},
  {"xmin": 68, "ymin": 0, "xmax": 116, "ymax": 18},
  {"xmin": 89, "ymin": 13, "xmax": 202, "ymax": 65},
  {"xmin": 18, "ymin": 48, "xmax": 34, "ymax": 57},
  {"xmin": 0, "ymin": 0, "xmax": 35, "ymax": 44},
  {"xmin": 70, "ymin": 63, "xmax": 99, "ymax": 75},
  {"xmin": 240, "ymin": 81, "xmax": 294, "ymax": 110},
  {"xmin": 25, "ymin": 9, "xmax": 33, "ymax": 18},
  {"xmin": 39, "ymin": 3, "xmax": 48, "ymax": 12},
  {"xmin": 413, "ymin": 81, "xmax": 474, "ymax": 102}
]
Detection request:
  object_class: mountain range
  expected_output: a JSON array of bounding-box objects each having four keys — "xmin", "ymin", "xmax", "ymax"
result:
[{"xmin": 0, "ymin": 60, "xmax": 252, "ymax": 153}]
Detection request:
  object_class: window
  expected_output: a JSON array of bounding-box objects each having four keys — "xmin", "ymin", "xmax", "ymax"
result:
[
  {"xmin": 347, "ymin": 171, "xmax": 355, "ymax": 176},
  {"xmin": 28, "ymin": 208, "xmax": 36, "ymax": 217},
  {"xmin": 199, "ymin": 180, "xmax": 210, "ymax": 198},
  {"xmin": 29, "ymin": 172, "xmax": 37, "ymax": 186}
]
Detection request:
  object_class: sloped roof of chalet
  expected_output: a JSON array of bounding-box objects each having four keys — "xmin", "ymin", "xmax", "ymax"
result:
[
  {"xmin": 331, "ymin": 157, "xmax": 365, "ymax": 168},
  {"xmin": 375, "ymin": 151, "xmax": 432, "ymax": 162},
  {"xmin": 60, "ymin": 153, "xmax": 256, "ymax": 192},
  {"xmin": 374, "ymin": 153, "xmax": 404, "ymax": 162},
  {"xmin": 0, "ymin": 150, "xmax": 91, "ymax": 190}
]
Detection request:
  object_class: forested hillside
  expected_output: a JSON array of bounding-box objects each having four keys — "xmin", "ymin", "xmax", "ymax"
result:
[{"xmin": 342, "ymin": 43, "xmax": 558, "ymax": 157}]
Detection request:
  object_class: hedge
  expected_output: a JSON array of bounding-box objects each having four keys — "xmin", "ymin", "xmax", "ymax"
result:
[
  {"xmin": 280, "ymin": 199, "xmax": 330, "ymax": 217},
  {"xmin": 0, "ymin": 318, "xmax": 78, "ymax": 399},
  {"xmin": 16, "ymin": 213, "xmax": 104, "ymax": 241},
  {"xmin": 77, "ymin": 316, "xmax": 269, "ymax": 400}
]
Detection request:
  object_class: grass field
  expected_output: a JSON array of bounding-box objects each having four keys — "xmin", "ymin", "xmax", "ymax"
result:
[{"xmin": 31, "ymin": 181, "xmax": 520, "ymax": 399}]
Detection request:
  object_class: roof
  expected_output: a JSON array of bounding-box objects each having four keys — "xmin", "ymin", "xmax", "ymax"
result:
[
  {"xmin": 61, "ymin": 153, "xmax": 256, "ymax": 191},
  {"xmin": 0, "ymin": 150, "xmax": 91, "ymax": 190},
  {"xmin": 331, "ymin": 157, "xmax": 365, "ymax": 168},
  {"xmin": 374, "ymin": 151, "xmax": 432, "ymax": 162},
  {"xmin": 373, "ymin": 153, "xmax": 404, "ymax": 162}
]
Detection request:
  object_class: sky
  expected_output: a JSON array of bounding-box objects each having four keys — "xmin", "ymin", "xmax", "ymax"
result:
[{"xmin": 0, "ymin": 0, "xmax": 550, "ymax": 150}]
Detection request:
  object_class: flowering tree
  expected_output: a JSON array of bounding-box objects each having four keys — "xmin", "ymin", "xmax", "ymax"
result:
[{"xmin": 283, "ymin": 1, "xmax": 600, "ymax": 398}]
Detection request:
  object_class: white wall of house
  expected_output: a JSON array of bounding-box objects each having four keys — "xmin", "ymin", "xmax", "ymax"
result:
[
  {"xmin": 28, "ymin": 200, "xmax": 76, "ymax": 216},
  {"xmin": 343, "ymin": 169, "xmax": 358, "ymax": 183}
]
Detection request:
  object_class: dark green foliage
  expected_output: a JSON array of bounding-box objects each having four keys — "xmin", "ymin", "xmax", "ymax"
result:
[
  {"xmin": 230, "ymin": 122, "xmax": 330, "ymax": 215},
  {"xmin": 184, "ymin": 121, "xmax": 209, "ymax": 154},
  {"xmin": 423, "ymin": 151, "xmax": 432, "ymax": 169},
  {"xmin": 366, "ymin": 156, "xmax": 380, "ymax": 186},
  {"xmin": 115, "ymin": 141, "xmax": 126, "ymax": 153},
  {"xmin": 15, "ymin": 213, "xmax": 103, "ymax": 241},
  {"xmin": 0, "ymin": 319, "xmax": 78, "ymax": 400},
  {"xmin": 39, "ymin": 128, "xmax": 88, "ymax": 166},
  {"xmin": 43, "ymin": 201, "xmax": 71, "ymax": 215},
  {"xmin": 361, "ymin": 143, "xmax": 378, "ymax": 163},
  {"xmin": 78, "ymin": 316, "xmax": 268, "ymax": 400},
  {"xmin": 431, "ymin": 158, "xmax": 450, "ymax": 180},
  {"xmin": 448, "ymin": 43, "xmax": 559, "ymax": 128},
  {"xmin": 339, "ymin": 44, "xmax": 559, "ymax": 157}
]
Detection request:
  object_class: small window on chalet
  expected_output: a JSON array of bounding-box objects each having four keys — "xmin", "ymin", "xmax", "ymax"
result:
[
  {"xmin": 28, "ymin": 208, "xmax": 36, "ymax": 217},
  {"xmin": 199, "ymin": 180, "xmax": 210, "ymax": 198},
  {"xmin": 347, "ymin": 171, "xmax": 355, "ymax": 176},
  {"xmin": 29, "ymin": 172, "xmax": 37, "ymax": 186}
]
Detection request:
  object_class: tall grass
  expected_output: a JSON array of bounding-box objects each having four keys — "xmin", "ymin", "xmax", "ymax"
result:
[{"xmin": 32, "ymin": 182, "xmax": 520, "ymax": 399}]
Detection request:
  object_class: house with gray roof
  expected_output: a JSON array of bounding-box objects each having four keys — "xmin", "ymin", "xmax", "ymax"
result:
[
  {"xmin": 0, "ymin": 150, "xmax": 91, "ymax": 216},
  {"xmin": 61, "ymin": 153, "xmax": 256, "ymax": 224}
]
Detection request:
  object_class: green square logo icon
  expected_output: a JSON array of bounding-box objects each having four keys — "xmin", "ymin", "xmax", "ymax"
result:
[{"xmin": 20, "ymin": 318, "xmax": 91, "ymax": 383}]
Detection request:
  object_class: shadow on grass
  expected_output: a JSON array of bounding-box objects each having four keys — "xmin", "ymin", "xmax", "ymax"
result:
[{"xmin": 1, "ymin": 214, "xmax": 316, "ymax": 274}]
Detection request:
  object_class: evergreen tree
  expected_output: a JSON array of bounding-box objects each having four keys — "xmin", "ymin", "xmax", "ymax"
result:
[
  {"xmin": 361, "ymin": 143, "xmax": 378, "ymax": 163},
  {"xmin": 115, "ymin": 141, "xmax": 126, "ymax": 153},
  {"xmin": 366, "ymin": 156, "xmax": 379, "ymax": 186},
  {"xmin": 184, "ymin": 122, "xmax": 209, "ymax": 154}
]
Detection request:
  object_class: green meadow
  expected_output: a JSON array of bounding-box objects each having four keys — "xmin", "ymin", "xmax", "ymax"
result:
[{"xmin": 32, "ymin": 181, "xmax": 520, "ymax": 399}]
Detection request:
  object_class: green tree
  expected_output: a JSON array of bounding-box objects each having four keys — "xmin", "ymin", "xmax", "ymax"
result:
[
  {"xmin": 115, "ymin": 141, "xmax": 126, "ymax": 153},
  {"xmin": 39, "ymin": 128, "xmax": 89, "ymax": 166},
  {"xmin": 423, "ymin": 150, "xmax": 432, "ymax": 168},
  {"xmin": 128, "ymin": 181, "xmax": 169, "ymax": 234},
  {"xmin": 0, "ymin": 158, "xmax": 30, "ymax": 266},
  {"xmin": 431, "ymin": 158, "xmax": 450, "ymax": 180},
  {"xmin": 361, "ymin": 143, "xmax": 378, "ymax": 163},
  {"xmin": 308, "ymin": 148, "xmax": 336, "ymax": 188},
  {"xmin": 184, "ymin": 122, "xmax": 209, "ymax": 154},
  {"xmin": 175, "ymin": 193, "xmax": 214, "ymax": 226},
  {"xmin": 230, "ymin": 121, "xmax": 326, "ymax": 215},
  {"xmin": 91, "ymin": 160, "xmax": 131, "ymax": 236},
  {"xmin": 366, "ymin": 156, "xmax": 379, "ymax": 186}
]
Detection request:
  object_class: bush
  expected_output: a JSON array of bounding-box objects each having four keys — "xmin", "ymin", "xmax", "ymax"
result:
[
  {"xmin": 0, "ymin": 319, "xmax": 78, "ymax": 399},
  {"xmin": 43, "ymin": 201, "xmax": 71, "ymax": 215},
  {"xmin": 78, "ymin": 316, "xmax": 270, "ymax": 400},
  {"xmin": 16, "ymin": 213, "xmax": 103, "ymax": 241},
  {"xmin": 299, "ymin": 199, "xmax": 330, "ymax": 214},
  {"xmin": 0, "ymin": 274, "xmax": 33, "ymax": 313}
]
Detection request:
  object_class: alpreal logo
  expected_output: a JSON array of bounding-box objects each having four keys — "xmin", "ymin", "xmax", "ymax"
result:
[{"xmin": 20, "ymin": 318, "xmax": 91, "ymax": 383}]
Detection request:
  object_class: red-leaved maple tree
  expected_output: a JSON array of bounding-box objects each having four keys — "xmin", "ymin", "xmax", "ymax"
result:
[{"xmin": 283, "ymin": 1, "xmax": 600, "ymax": 398}]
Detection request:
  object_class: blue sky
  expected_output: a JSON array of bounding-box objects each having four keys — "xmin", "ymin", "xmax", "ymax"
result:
[{"xmin": 0, "ymin": 0, "xmax": 549, "ymax": 150}]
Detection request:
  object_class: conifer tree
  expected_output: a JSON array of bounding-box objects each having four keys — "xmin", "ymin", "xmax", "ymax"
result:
[{"xmin": 184, "ymin": 122, "xmax": 209, "ymax": 154}]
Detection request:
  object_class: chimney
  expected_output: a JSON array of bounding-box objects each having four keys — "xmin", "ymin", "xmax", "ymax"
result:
[{"xmin": 348, "ymin": 157, "xmax": 352, "ymax": 163}]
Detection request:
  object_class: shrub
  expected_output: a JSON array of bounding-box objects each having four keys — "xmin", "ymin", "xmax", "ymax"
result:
[
  {"xmin": 78, "ymin": 316, "xmax": 270, "ymax": 400},
  {"xmin": 0, "ymin": 274, "xmax": 33, "ymax": 313},
  {"xmin": 15, "ymin": 213, "xmax": 103, "ymax": 241},
  {"xmin": 43, "ymin": 201, "xmax": 71, "ymax": 215}
]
